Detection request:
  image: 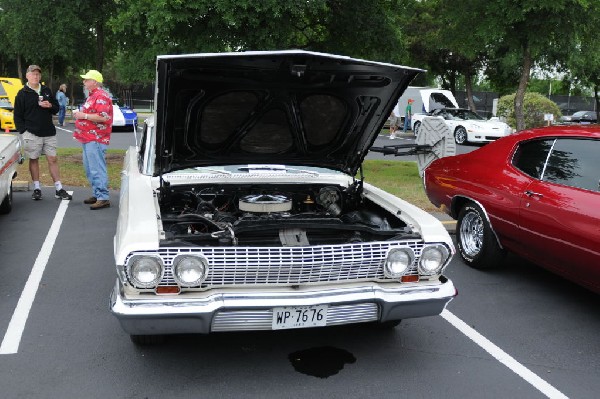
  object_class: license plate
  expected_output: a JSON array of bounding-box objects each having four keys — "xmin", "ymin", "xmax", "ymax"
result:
[{"xmin": 272, "ymin": 305, "xmax": 328, "ymax": 330}]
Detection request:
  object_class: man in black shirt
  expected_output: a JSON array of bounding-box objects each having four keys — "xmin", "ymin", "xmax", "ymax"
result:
[{"xmin": 14, "ymin": 65, "xmax": 72, "ymax": 200}]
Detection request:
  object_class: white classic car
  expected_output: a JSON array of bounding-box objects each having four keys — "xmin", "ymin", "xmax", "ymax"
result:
[
  {"xmin": 110, "ymin": 51, "xmax": 457, "ymax": 345},
  {"xmin": 413, "ymin": 108, "xmax": 513, "ymax": 144},
  {"xmin": 0, "ymin": 133, "xmax": 23, "ymax": 214}
]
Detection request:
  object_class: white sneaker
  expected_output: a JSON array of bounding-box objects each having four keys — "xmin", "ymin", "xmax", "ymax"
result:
[{"xmin": 390, "ymin": 134, "xmax": 396, "ymax": 139}]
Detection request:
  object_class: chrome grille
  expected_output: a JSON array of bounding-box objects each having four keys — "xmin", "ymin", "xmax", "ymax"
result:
[
  {"xmin": 125, "ymin": 241, "xmax": 424, "ymax": 289},
  {"xmin": 212, "ymin": 303, "xmax": 379, "ymax": 331}
]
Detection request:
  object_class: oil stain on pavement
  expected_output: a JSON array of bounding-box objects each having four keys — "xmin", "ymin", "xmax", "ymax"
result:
[{"xmin": 289, "ymin": 346, "xmax": 356, "ymax": 378}]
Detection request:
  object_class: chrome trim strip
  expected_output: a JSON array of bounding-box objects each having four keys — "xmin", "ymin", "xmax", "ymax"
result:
[
  {"xmin": 212, "ymin": 303, "xmax": 378, "ymax": 331},
  {"xmin": 110, "ymin": 278, "xmax": 456, "ymax": 335}
]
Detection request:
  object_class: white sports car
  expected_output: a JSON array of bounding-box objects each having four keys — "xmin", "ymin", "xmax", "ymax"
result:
[
  {"xmin": 110, "ymin": 50, "xmax": 457, "ymax": 345},
  {"xmin": 0, "ymin": 133, "xmax": 23, "ymax": 214},
  {"xmin": 414, "ymin": 108, "xmax": 513, "ymax": 144}
]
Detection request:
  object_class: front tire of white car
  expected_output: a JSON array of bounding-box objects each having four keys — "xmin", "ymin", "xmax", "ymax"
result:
[
  {"xmin": 0, "ymin": 181, "xmax": 13, "ymax": 215},
  {"xmin": 454, "ymin": 126, "xmax": 468, "ymax": 144},
  {"xmin": 413, "ymin": 121, "xmax": 421, "ymax": 137},
  {"xmin": 456, "ymin": 202, "xmax": 505, "ymax": 269}
]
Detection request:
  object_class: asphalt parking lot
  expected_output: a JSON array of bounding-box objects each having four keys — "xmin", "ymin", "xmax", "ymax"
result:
[{"xmin": 0, "ymin": 187, "xmax": 598, "ymax": 398}]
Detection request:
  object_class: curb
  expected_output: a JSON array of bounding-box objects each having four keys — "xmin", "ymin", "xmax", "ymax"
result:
[
  {"xmin": 439, "ymin": 219, "xmax": 456, "ymax": 234},
  {"xmin": 13, "ymin": 180, "xmax": 30, "ymax": 192},
  {"xmin": 430, "ymin": 211, "xmax": 456, "ymax": 234}
]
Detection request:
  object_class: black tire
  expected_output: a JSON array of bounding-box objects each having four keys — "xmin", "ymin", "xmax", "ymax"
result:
[
  {"xmin": 454, "ymin": 126, "xmax": 468, "ymax": 144},
  {"xmin": 456, "ymin": 203, "xmax": 505, "ymax": 269},
  {"xmin": 413, "ymin": 121, "xmax": 421, "ymax": 137},
  {"xmin": 0, "ymin": 181, "xmax": 13, "ymax": 215},
  {"xmin": 130, "ymin": 334, "xmax": 167, "ymax": 345}
]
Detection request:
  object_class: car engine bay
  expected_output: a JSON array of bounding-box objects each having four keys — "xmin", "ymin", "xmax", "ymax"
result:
[{"xmin": 158, "ymin": 183, "xmax": 419, "ymax": 247}]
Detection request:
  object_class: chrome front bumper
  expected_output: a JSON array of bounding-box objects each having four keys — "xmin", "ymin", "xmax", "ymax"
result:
[{"xmin": 110, "ymin": 278, "xmax": 456, "ymax": 335}]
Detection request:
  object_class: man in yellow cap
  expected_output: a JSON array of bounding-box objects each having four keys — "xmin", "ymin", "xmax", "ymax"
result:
[{"xmin": 72, "ymin": 70, "xmax": 113, "ymax": 210}]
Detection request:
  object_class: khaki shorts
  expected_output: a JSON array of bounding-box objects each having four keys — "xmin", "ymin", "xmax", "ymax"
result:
[{"xmin": 22, "ymin": 131, "xmax": 57, "ymax": 159}]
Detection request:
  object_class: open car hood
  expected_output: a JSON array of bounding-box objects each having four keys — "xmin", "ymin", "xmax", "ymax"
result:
[
  {"xmin": 154, "ymin": 50, "xmax": 422, "ymax": 176},
  {"xmin": 420, "ymin": 89, "xmax": 458, "ymax": 113}
]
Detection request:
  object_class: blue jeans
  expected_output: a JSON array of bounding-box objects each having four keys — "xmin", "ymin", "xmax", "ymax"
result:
[
  {"xmin": 403, "ymin": 116, "xmax": 411, "ymax": 132},
  {"xmin": 82, "ymin": 141, "xmax": 109, "ymax": 200},
  {"xmin": 58, "ymin": 106, "xmax": 66, "ymax": 125}
]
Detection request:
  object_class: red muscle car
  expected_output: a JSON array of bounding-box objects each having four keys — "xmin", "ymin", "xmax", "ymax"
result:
[{"xmin": 424, "ymin": 125, "xmax": 600, "ymax": 293}]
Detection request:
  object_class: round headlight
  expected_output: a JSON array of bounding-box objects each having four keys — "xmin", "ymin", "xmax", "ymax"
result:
[
  {"xmin": 419, "ymin": 245, "xmax": 450, "ymax": 275},
  {"xmin": 128, "ymin": 256, "xmax": 163, "ymax": 288},
  {"xmin": 173, "ymin": 256, "xmax": 208, "ymax": 287},
  {"xmin": 384, "ymin": 248, "xmax": 414, "ymax": 278}
]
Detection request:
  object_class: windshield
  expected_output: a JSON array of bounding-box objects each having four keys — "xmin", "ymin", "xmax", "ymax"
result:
[
  {"xmin": 0, "ymin": 97, "xmax": 13, "ymax": 110},
  {"xmin": 448, "ymin": 109, "xmax": 485, "ymax": 121}
]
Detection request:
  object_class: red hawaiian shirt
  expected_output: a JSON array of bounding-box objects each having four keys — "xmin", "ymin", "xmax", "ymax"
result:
[{"xmin": 73, "ymin": 88, "xmax": 113, "ymax": 144}]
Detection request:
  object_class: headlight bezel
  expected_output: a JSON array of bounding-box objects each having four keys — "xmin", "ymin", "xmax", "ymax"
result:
[
  {"xmin": 126, "ymin": 255, "xmax": 164, "ymax": 289},
  {"xmin": 418, "ymin": 244, "xmax": 451, "ymax": 275},
  {"xmin": 384, "ymin": 247, "xmax": 415, "ymax": 279},
  {"xmin": 172, "ymin": 255, "xmax": 209, "ymax": 287}
]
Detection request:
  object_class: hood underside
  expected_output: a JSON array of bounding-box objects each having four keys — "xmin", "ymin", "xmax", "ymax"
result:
[{"xmin": 154, "ymin": 51, "xmax": 422, "ymax": 175}]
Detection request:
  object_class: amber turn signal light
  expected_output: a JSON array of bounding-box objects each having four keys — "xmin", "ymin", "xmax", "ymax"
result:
[{"xmin": 155, "ymin": 286, "xmax": 181, "ymax": 294}]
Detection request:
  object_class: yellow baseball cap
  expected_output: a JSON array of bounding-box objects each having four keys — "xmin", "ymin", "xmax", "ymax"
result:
[{"xmin": 80, "ymin": 70, "xmax": 103, "ymax": 83}]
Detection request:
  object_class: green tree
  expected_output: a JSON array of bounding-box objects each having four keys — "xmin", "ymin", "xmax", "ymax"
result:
[
  {"xmin": 497, "ymin": 92, "xmax": 561, "ymax": 129},
  {"xmin": 404, "ymin": 0, "xmax": 492, "ymax": 111},
  {"xmin": 484, "ymin": 0, "xmax": 593, "ymax": 131},
  {"xmin": 108, "ymin": 0, "xmax": 407, "ymax": 84},
  {"xmin": 566, "ymin": 1, "xmax": 600, "ymax": 121},
  {"xmin": 403, "ymin": 1, "xmax": 457, "ymax": 89},
  {"xmin": 0, "ymin": 0, "xmax": 101, "ymax": 89}
]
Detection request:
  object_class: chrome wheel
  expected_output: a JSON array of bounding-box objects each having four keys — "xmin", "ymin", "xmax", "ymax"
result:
[
  {"xmin": 456, "ymin": 203, "xmax": 505, "ymax": 269},
  {"xmin": 454, "ymin": 127, "xmax": 467, "ymax": 144},
  {"xmin": 459, "ymin": 210, "xmax": 483, "ymax": 258}
]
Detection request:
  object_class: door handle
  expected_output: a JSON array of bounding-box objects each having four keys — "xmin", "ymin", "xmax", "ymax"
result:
[{"xmin": 524, "ymin": 190, "xmax": 543, "ymax": 198}]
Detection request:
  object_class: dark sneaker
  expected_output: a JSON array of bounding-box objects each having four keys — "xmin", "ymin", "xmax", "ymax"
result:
[
  {"xmin": 32, "ymin": 189, "xmax": 42, "ymax": 200},
  {"xmin": 55, "ymin": 189, "xmax": 72, "ymax": 200},
  {"xmin": 83, "ymin": 196, "xmax": 97, "ymax": 204},
  {"xmin": 90, "ymin": 200, "xmax": 110, "ymax": 210}
]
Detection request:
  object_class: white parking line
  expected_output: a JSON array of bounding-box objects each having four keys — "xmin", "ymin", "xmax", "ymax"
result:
[
  {"xmin": 0, "ymin": 195, "xmax": 71, "ymax": 355},
  {"xmin": 442, "ymin": 309, "xmax": 569, "ymax": 399}
]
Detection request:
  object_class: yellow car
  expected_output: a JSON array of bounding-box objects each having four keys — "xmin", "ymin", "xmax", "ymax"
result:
[{"xmin": 0, "ymin": 78, "xmax": 24, "ymax": 132}]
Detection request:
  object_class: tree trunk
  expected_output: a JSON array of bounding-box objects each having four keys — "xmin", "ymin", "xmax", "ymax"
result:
[
  {"xmin": 17, "ymin": 55, "xmax": 22, "ymax": 81},
  {"xmin": 448, "ymin": 71, "xmax": 457, "ymax": 93},
  {"xmin": 48, "ymin": 61, "xmax": 54, "ymax": 90},
  {"xmin": 514, "ymin": 44, "xmax": 532, "ymax": 131},
  {"xmin": 465, "ymin": 68, "xmax": 476, "ymax": 112},
  {"xmin": 95, "ymin": 17, "xmax": 105, "ymax": 71},
  {"xmin": 595, "ymin": 85, "xmax": 599, "ymax": 122}
]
